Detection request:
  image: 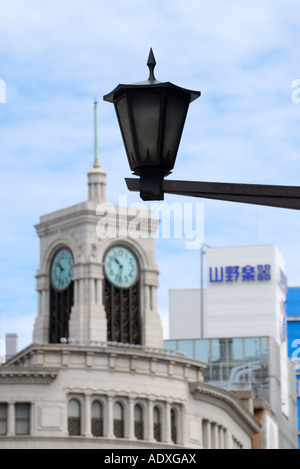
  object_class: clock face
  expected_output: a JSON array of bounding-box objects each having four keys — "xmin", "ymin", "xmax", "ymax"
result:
[
  {"xmin": 51, "ymin": 248, "xmax": 74, "ymax": 291},
  {"xmin": 104, "ymin": 246, "xmax": 138, "ymax": 288}
]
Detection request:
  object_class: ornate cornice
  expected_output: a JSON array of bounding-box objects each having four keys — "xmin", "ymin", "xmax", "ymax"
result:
[
  {"xmin": 0, "ymin": 367, "xmax": 57, "ymax": 385},
  {"xmin": 190, "ymin": 382, "xmax": 261, "ymax": 434}
]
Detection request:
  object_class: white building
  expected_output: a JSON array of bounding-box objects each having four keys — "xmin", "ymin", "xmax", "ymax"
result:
[
  {"xmin": 0, "ymin": 120, "xmax": 261, "ymax": 449},
  {"xmin": 167, "ymin": 245, "xmax": 297, "ymax": 449}
]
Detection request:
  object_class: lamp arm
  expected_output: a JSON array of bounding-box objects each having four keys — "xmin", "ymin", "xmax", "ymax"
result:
[{"xmin": 125, "ymin": 178, "xmax": 300, "ymax": 210}]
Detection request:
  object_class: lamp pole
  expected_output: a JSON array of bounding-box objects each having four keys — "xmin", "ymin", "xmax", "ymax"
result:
[
  {"xmin": 125, "ymin": 177, "xmax": 300, "ymax": 210},
  {"xmin": 104, "ymin": 50, "xmax": 300, "ymax": 210}
]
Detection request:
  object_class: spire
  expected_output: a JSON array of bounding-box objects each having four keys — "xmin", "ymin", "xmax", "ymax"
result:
[
  {"xmin": 93, "ymin": 98, "xmax": 100, "ymax": 168},
  {"xmin": 88, "ymin": 99, "xmax": 106, "ymax": 202}
]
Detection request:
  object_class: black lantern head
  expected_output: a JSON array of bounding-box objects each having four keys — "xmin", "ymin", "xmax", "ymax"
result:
[{"xmin": 103, "ymin": 49, "xmax": 200, "ymax": 200}]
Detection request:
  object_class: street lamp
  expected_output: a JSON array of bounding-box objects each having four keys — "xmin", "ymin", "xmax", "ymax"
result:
[
  {"xmin": 103, "ymin": 49, "xmax": 200, "ymax": 201},
  {"xmin": 104, "ymin": 50, "xmax": 300, "ymax": 209}
]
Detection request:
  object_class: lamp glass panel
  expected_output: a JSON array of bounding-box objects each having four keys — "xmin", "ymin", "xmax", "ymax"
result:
[
  {"xmin": 116, "ymin": 96, "xmax": 137, "ymax": 168},
  {"xmin": 163, "ymin": 94, "xmax": 188, "ymax": 163},
  {"xmin": 131, "ymin": 92, "xmax": 161, "ymax": 162}
]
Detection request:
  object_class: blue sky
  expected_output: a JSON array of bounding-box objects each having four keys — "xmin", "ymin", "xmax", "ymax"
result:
[{"xmin": 1, "ymin": 0, "xmax": 300, "ymax": 352}]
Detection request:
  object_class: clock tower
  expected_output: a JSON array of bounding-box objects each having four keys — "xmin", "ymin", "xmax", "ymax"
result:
[{"xmin": 33, "ymin": 102, "xmax": 163, "ymax": 348}]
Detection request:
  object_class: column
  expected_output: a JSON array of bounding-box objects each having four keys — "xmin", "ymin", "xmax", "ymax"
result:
[
  {"xmin": 84, "ymin": 395, "xmax": 92, "ymax": 437},
  {"xmin": 74, "ymin": 280, "xmax": 79, "ymax": 305},
  {"xmin": 165, "ymin": 402, "xmax": 172, "ymax": 444},
  {"xmin": 150, "ymin": 286, "xmax": 157, "ymax": 311},
  {"xmin": 7, "ymin": 402, "xmax": 15, "ymax": 436},
  {"xmin": 203, "ymin": 420, "xmax": 211, "ymax": 449},
  {"xmin": 79, "ymin": 279, "xmax": 84, "ymax": 305},
  {"xmin": 147, "ymin": 398, "xmax": 154, "ymax": 441},
  {"xmin": 145, "ymin": 285, "xmax": 150, "ymax": 310},
  {"xmin": 106, "ymin": 395, "xmax": 114, "ymax": 438},
  {"xmin": 211, "ymin": 422, "xmax": 219, "ymax": 449},
  {"xmin": 96, "ymin": 279, "xmax": 102, "ymax": 305},
  {"xmin": 127, "ymin": 397, "xmax": 135, "ymax": 440},
  {"xmin": 224, "ymin": 429, "xmax": 233, "ymax": 449},
  {"xmin": 89, "ymin": 278, "xmax": 95, "ymax": 304},
  {"xmin": 179, "ymin": 405, "xmax": 186, "ymax": 446}
]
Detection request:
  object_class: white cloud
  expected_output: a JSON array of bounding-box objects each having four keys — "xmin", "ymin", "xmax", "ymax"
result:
[{"xmin": 1, "ymin": 0, "xmax": 300, "ymax": 347}]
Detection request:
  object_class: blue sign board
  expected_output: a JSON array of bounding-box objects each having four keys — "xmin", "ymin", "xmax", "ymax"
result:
[{"xmin": 209, "ymin": 264, "xmax": 271, "ymax": 283}]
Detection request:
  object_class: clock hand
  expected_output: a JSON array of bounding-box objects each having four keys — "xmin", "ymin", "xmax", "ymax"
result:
[
  {"xmin": 55, "ymin": 262, "xmax": 64, "ymax": 271},
  {"xmin": 118, "ymin": 265, "xmax": 123, "ymax": 283}
]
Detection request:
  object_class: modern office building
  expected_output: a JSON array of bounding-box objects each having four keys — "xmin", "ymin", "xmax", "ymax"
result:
[
  {"xmin": 165, "ymin": 245, "xmax": 298, "ymax": 449},
  {"xmin": 286, "ymin": 287, "xmax": 300, "ymax": 447}
]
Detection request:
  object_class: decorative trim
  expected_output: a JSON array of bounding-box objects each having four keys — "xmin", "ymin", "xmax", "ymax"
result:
[
  {"xmin": 0, "ymin": 368, "xmax": 57, "ymax": 385},
  {"xmin": 190, "ymin": 382, "xmax": 261, "ymax": 434}
]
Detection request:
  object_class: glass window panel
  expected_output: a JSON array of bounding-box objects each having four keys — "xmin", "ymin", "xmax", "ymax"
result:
[
  {"xmin": 164, "ymin": 340, "xmax": 177, "ymax": 352},
  {"xmin": 114, "ymin": 402, "xmax": 123, "ymax": 420},
  {"xmin": 134, "ymin": 405, "xmax": 143, "ymax": 440},
  {"xmin": 195, "ymin": 339, "xmax": 210, "ymax": 362},
  {"xmin": 134, "ymin": 404, "xmax": 142, "ymax": 422},
  {"xmin": 113, "ymin": 402, "xmax": 124, "ymax": 438},
  {"xmin": 0, "ymin": 404, "xmax": 7, "ymax": 435},
  {"xmin": 91, "ymin": 401, "xmax": 103, "ymax": 437},
  {"xmin": 245, "ymin": 337, "xmax": 260, "ymax": 361},
  {"xmin": 15, "ymin": 403, "xmax": 30, "ymax": 435},
  {"xmin": 68, "ymin": 399, "xmax": 80, "ymax": 418},
  {"xmin": 91, "ymin": 401, "xmax": 102, "ymax": 419},
  {"xmin": 0, "ymin": 403, "xmax": 7, "ymax": 419},
  {"xmin": 68, "ymin": 399, "xmax": 81, "ymax": 436},
  {"xmin": 211, "ymin": 339, "xmax": 222, "ymax": 362},
  {"xmin": 171, "ymin": 409, "xmax": 177, "ymax": 444},
  {"xmin": 260, "ymin": 337, "xmax": 269, "ymax": 364},
  {"xmin": 116, "ymin": 96, "xmax": 137, "ymax": 168},
  {"xmin": 230, "ymin": 338, "xmax": 244, "ymax": 363},
  {"xmin": 177, "ymin": 340, "xmax": 193, "ymax": 358},
  {"xmin": 163, "ymin": 93, "xmax": 189, "ymax": 164},
  {"xmin": 131, "ymin": 92, "xmax": 160, "ymax": 162},
  {"xmin": 153, "ymin": 407, "xmax": 160, "ymax": 424},
  {"xmin": 153, "ymin": 407, "xmax": 161, "ymax": 442}
]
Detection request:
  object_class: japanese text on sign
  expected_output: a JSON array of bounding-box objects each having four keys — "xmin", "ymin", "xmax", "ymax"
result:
[{"xmin": 209, "ymin": 264, "xmax": 271, "ymax": 283}]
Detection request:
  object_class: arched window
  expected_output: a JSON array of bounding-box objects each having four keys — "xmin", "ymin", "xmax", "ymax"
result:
[
  {"xmin": 113, "ymin": 402, "xmax": 124, "ymax": 438},
  {"xmin": 15, "ymin": 403, "xmax": 30, "ymax": 435},
  {"xmin": 153, "ymin": 406, "xmax": 161, "ymax": 442},
  {"xmin": 68, "ymin": 399, "xmax": 81, "ymax": 436},
  {"xmin": 171, "ymin": 408, "xmax": 177, "ymax": 444},
  {"xmin": 134, "ymin": 404, "xmax": 143, "ymax": 440},
  {"xmin": 91, "ymin": 400, "xmax": 103, "ymax": 437},
  {"xmin": 0, "ymin": 404, "xmax": 7, "ymax": 435}
]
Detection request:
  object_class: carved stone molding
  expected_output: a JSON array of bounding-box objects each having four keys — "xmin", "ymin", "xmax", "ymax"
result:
[{"xmin": 0, "ymin": 368, "xmax": 58, "ymax": 385}]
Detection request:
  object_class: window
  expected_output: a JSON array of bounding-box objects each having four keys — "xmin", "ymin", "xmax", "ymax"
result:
[
  {"xmin": 134, "ymin": 404, "xmax": 143, "ymax": 440},
  {"xmin": 171, "ymin": 408, "xmax": 177, "ymax": 444},
  {"xmin": 153, "ymin": 406, "xmax": 161, "ymax": 442},
  {"xmin": 113, "ymin": 402, "xmax": 124, "ymax": 438},
  {"xmin": 177, "ymin": 340, "xmax": 193, "ymax": 358},
  {"xmin": 91, "ymin": 400, "xmax": 103, "ymax": 437},
  {"xmin": 0, "ymin": 404, "xmax": 7, "ymax": 435},
  {"xmin": 15, "ymin": 403, "xmax": 30, "ymax": 435},
  {"xmin": 68, "ymin": 399, "xmax": 81, "ymax": 436}
]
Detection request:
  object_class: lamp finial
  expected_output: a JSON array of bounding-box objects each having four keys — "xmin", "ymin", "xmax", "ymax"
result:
[{"xmin": 147, "ymin": 48, "xmax": 156, "ymax": 82}]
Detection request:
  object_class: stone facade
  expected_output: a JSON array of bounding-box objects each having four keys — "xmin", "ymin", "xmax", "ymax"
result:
[
  {"xmin": 1, "ymin": 343, "xmax": 260, "ymax": 449},
  {"xmin": 0, "ymin": 164, "xmax": 261, "ymax": 449}
]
